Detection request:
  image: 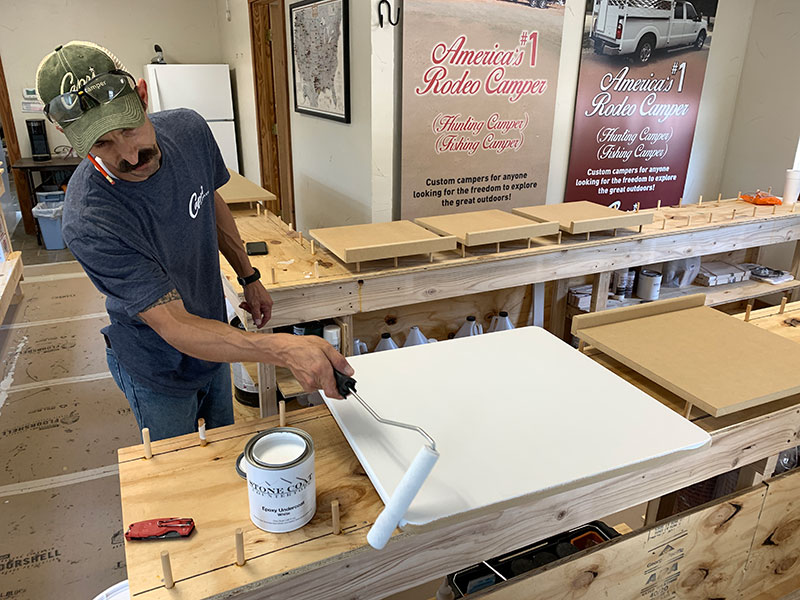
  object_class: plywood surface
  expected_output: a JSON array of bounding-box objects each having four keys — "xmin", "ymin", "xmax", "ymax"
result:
[
  {"xmin": 322, "ymin": 327, "xmax": 710, "ymax": 529},
  {"xmin": 218, "ymin": 169, "xmax": 277, "ymax": 205},
  {"xmin": 576, "ymin": 305, "xmax": 800, "ymax": 417},
  {"xmin": 415, "ymin": 209, "xmax": 559, "ymax": 246},
  {"xmin": 309, "ymin": 220, "xmax": 457, "ymax": 264},
  {"xmin": 513, "ymin": 201, "xmax": 653, "ymax": 234}
]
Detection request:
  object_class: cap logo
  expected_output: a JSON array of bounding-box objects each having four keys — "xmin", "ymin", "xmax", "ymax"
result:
[{"xmin": 60, "ymin": 66, "xmax": 98, "ymax": 95}]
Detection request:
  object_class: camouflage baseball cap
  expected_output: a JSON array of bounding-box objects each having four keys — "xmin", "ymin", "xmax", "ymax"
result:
[{"xmin": 35, "ymin": 41, "xmax": 145, "ymax": 157}]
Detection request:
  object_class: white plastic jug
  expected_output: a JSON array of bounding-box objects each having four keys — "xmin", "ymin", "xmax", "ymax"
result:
[
  {"xmin": 454, "ymin": 316, "xmax": 483, "ymax": 338},
  {"xmin": 488, "ymin": 311, "xmax": 514, "ymax": 333},
  {"xmin": 374, "ymin": 333, "xmax": 399, "ymax": 352},
  {"xmin": 404, "ymin": 326, "xmax": 437, "ymax": 347},
  {"xmin": 352, "ymin": 339, "xmax": 368, "ymax": 355}
]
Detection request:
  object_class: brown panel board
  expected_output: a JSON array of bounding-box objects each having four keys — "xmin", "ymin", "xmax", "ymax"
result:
[
  {"xmin": 415, "ymin": 209, "xmax": 559, "ymax": 246},
  {"xmin": 0, "ymin": 475, "xmax": 127, "ymax": 600},
  {"xmin": 218, "ymin": 168, "xmax": 277, "ymax": 206},
  {"xmin": 0, "ymin": 377, "xmax": 138, "ymax": 485},
  {"xmin": 741, "ymin": 469, "xmax": 800, "ymax": 598},
  {"xmin": 513, "ymin": 201, "xmax": 653, "ymax": 234},
  {"xmin": 0, "ymin": 252, "xmax": 22, "ymax": 325},
  {"xmin": 309, "ymin": 220, "xmax": 457, "ymax": 264},
  {"xmin": 576, "ymin": 305, "xmax": 800, "ymax": 417},
  {"xmin": 472, "ymin": 485, "xmax": 766, "ymax": 600},
  {"xmin": 571, "ymin": 294, "xmax": 706, "ymax": 335}
]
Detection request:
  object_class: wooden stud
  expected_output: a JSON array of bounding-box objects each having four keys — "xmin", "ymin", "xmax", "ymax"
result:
[
  {"xmin": 311, "ymin": 239, "xmax": 316, "ymax": 255},
  {"xmin": 717, "ymin": 193, "xmax": 722, "ymax": 205},
  {"xmin": 161, "ymin": 550, "xmax": 174, "ymax": 589},
  {"xmin": 332, "ymin": 500, "xmax": 341, "ymax": 535},
  {"xmin": 279, "ymin": 400, "xmax": 286, "ymax": 427},
  {"xmin": 142, "ymin": 428, "xmax": 152, "ymax": 460},
  {"xmin": 198, "ymin": 418, "xmax": 207, "ymax": 447},
  {"xmin": 656, "ymin": 199, "xmax": 662, "ymax": 209},
  {"xmin": 270, "ymin": 267, "xmax": 276, "ymax": 285},
  {"xmin": 745, "ymin": 302, "xmax": 753, "ymax": 322},
  {"xmin": 780, "ymin": 296, "xmax": 788, "ymax": 314},
  {"xmin": 578, "ymin": 340, "xmax": 586, "ymax": 353},
  {"xmin": 235, "ymin": 529, "xmax": 246, "ymax": 566},
  {"xmin": 683, "ymin": 402, "xmax": 693, "ymax": 419},
  {"xmin": 698, "ymin": 195, "xmax": 703, "ymax": 206}
]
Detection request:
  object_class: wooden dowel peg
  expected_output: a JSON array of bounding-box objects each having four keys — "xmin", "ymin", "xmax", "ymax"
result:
[
  {"xmin": 429, "ymin": 253, "xmax": 434, "ymax": 262},
  {"xmin": 461, "ymin": 245, "xmax": 466, "ymax": 258},
  {"xmin": 657, "ymin": 199, "xmax": 662, "ymax": 209},
  {"xmin": 753, "ymin": 206, "xmax": 757, "ymax": 217},
  {"xmin": 198, "ymin": 418, "xmax": 207, "ymax": 447},
  {"xmin": 356, "ymin": 262, "xmax": 361, "ymax": 273},
  {"xmin": 732, "ymin": 209, "xmax": 736, "ymax": 220},
  {"xmin": 781, "ymin": 296, "xmax": 788, "ymax": 314},
  {"xmin": 270, "ymin": 267, "xmax": 276, "ymax": 284},
  {"xmin": 288, "ymin": 222, "xmax": 293, "ymax": 231},
  {"xmin": 678, "ymin": 196, "xmax": 683, "ymax": 207},
  {"xmin": 586, "ymin": 232, "xmax": 591, "ymax": 241},
  {"xmin": 578, "ymin": 340, "xmax": 586, "ymax": 353},
  {"xmin": 311, "ymin": 239, "xmax": 316, "ymax": 255},
  {"xmin": 161, "ymin": 550, "xmax": 174, "ymax": 589},
  {"xmin": 683, "ymin": 402, "xmax": 693, "ymax": 419},
  {"xmin": 662, "ymin": 218, "xmax": 667, "ymax": 230},
  {"xmin": 496, "ymin": 242, "xmax": 500, "ymax": 253},
  {"xmin": 314, "ymin": 260, "xmax": 320, "ymax": 278},
  {"xmin": 773, "ymin": 205, "xmax": 777, "ymax": 215},
  {"xmin": 235, "ymin": 529, "xmax": 246, "ymax": 566},
  {"xmin": 299, "ymin": 231, "xmax": 304, "ymax": 245},
  {"xmin": 612, "ymin": 228, "xmax": 618, "ymax": 237},
  {"xmin": 745, "ymin": 302, "xmax": 753, "ymax": 322},
  {"xmin": 768, "ymin": 186, "xmax": 772, "ymax": 194},
  {"xmin": 142, "ymin": 428, "xmax": 152, "ymax": 459},
  {"xmin": 708, "ymin": 213, "xmax": 713, "ymax": 224},
  {"xmin": 738, "ymin": 191, "xmax": 742, "ymax": 200},
  {"xmin": 527, "ymin": 238, "xmax": 532, "ymax": 249},
  {"xmin": 717, "ymin": 193, "xmax": 722, "ymax": 205},
  {"xmin": 279, "ymin": 400, "xmax": 286, "ymax": 427},
  {"xmin": 557, "ymin": 231, "xmax": 563, "ymax": 244},
  {"xmin": 698, "ymin": 195, "xmax": 703, "ymax": 206},
  {"xmin": 332, "ymin": 500, "xmax": 341, "ymax": 535},
  {"xmin": 638, "ymin": 224, "xmax": 643, "ymax": 233},
  {"xmin": 394, "ymin": 256, "xmax": 399, "ymax": 268}
]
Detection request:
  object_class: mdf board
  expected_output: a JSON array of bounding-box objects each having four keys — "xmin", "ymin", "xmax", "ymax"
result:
[
  {"xmin": 741, "ymin": 469, "xmax": 800, "ymax": 599},
  {"xmin": 415, "ymin": 209, "xmax": 559, "ymax": 246},
  {"xmin": 513, "ymin": 201, "xmax": 653, "ymax": 234},
  {"xmin": 0, "ymin": 315, "xmax": 110, "ymax": 388},
  {"xmin": 322, "ymin": 327, "xmax": 710, "ymax": 529},
  {"xmin": 118, "ymin": 409, "xmax": 383, "ymax": 600},
  {"xmin": 574, "ymin": 305, "xmax": 800, "ymax": 417},
  {"xmin": 2, "ymin": 275, "xmax": 105, "ymax": 324},
  {"xmin": 217, "ymin": 168, "xmax": 277, "ymax": 205},
  {"xmin": 0, "ymin": 251, "xmax": 22, "ymax": 323},
  {"xmin": 309, "ymin": 220, "xmax": 457, "ymax": 264},
  {"xmin": 471, "ymin": 484, "xmax": 766, "ymax": 600}
]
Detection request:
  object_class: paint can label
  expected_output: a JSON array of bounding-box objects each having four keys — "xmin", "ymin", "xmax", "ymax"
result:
[{"xmin": 244, "ymin": 428, "xmax": 316, "ymax": 533}]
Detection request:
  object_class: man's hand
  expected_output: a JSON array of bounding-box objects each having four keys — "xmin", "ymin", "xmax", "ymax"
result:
[
  {"xmin": 240, "ymin": 281, "xmax": 273, "ymax": 328},
  {"xmin": 273, "ymin": 334, "xmax": 354, "ymax": 399}
]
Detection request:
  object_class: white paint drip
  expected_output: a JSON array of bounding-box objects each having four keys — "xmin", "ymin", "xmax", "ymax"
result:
[
  {"xmin": 277, "ymin": 259, "xmax": 295, "ymax": 265},
  {"xmin": 0, "ymin": 335, "xmax": 28, "ymax": 415}
]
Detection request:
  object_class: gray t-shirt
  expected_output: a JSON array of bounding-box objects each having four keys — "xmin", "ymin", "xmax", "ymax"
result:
[{"xmin": 63, "ymin": 108, "xmax": 230, "ymax": 393}]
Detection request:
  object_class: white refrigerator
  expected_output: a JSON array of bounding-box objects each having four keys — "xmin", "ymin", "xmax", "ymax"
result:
[{"xmin": 144, "ymin": 64, "xmax": 239, "ymax": 172}]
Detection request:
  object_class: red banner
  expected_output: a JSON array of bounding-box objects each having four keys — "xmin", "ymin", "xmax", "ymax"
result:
[{"xmin": 565, "ymin": 0, "xmax": 715, "ymax": 210}]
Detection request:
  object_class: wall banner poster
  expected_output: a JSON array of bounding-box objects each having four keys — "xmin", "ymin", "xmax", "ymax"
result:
[
  {"xmin": 400, "ymin": 0, "xmax": 565, "ymax": 220},
  {"xmin": 564, "ymin": 0, "xmax": 716, "ymax": 211}
]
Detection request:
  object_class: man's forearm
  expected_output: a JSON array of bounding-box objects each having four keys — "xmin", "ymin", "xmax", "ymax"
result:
[{"xmin": 215, "ymin": 192, "xmax": 253, "ymax": 278}]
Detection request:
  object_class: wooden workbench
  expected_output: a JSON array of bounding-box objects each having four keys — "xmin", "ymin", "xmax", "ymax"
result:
[
  {"xmin": 220, "ymin": 199, "xmax": 800, "ymax": 414},
  {"xmin": 118, "ymin": 308, "xmax": 800, "ymax": 600}
]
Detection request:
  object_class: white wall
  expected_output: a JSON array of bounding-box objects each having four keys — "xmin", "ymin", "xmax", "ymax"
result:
[
  {"xmin": 720, "ymin": 0, "xmax": 800, "ymax": 198},
  {"xmin": 286, "ymin": 0, "xmax": 374, "ymax": 232},
  {"xmin": 0, "ymin": 0, "xmax": 223, "ymax": 158},
  {"xmin": 216, "ymin": 0, "xmax": 261, "ymax": 184}
]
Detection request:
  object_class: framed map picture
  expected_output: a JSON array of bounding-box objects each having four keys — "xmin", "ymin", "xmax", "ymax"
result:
[{"xmin": 290, "ymin": 0, "xmax": 350, "ymax": 123}]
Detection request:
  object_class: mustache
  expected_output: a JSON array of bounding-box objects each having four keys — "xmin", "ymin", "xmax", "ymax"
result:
[{"xmin": 118, "ymin": 147, "xmax": 158, "ymax": 173}]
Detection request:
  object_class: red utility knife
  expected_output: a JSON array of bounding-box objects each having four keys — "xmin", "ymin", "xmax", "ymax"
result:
[{"xmin": 124, "ymin": 518, "xmax": 195, "ymax": 541}]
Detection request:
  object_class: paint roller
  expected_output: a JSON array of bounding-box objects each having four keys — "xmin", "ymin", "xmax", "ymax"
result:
[{"xmin": 333, "ymin": 369, "xmax": 439, "ymax": 550}]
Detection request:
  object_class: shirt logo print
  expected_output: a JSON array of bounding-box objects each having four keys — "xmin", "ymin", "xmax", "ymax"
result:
[{"xmin": 189, "ymin": 185, "xmax": 210, "ymax": 219}]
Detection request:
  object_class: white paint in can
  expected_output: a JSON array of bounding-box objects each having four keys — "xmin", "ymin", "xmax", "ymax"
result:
[
  {"xmin": 636, "ymin": 269, "xmax": 662, "ymax": 301},
  {"xmin": 244, "ymin": 427, "xmax": 316, "ymax": 533}
]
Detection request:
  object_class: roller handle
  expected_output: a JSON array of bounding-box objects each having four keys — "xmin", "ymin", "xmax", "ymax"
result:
[{"xmin": 333, "ymin": 368, "xmax": 357, "ymax": 398}]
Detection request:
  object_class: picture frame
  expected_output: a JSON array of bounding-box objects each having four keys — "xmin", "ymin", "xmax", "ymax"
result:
[{"xmin": 290, "ymin": 0, "xmax": 351, "ymax": 124}]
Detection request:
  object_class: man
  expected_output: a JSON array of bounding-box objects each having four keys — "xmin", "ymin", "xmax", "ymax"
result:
[{"xmin": 35, "ymin": 41, "xmax": 352, "ymax": 440}]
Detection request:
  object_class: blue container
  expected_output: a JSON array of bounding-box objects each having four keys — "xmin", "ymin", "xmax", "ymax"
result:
[
  {"xmin": 36, "ymin": 210, "xmax": 66, "ymax": 250},
  {"xmin": 35, "ymin": 189, "xmax": 65, "ymax": 204}
]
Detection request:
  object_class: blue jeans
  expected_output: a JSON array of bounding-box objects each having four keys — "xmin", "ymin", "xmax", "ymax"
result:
[{"xmin": 106, "ymin": 347, "xmax": 234, "ymax": 441}]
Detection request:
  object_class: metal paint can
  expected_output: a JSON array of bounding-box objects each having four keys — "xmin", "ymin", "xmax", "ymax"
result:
[
  {"xmin": 243, "ymin": 427, "xmax": 316, "ymax": 533},
  {"xmin": 636, "ymin": 269, "xmax": 663, "ymax": 301}
]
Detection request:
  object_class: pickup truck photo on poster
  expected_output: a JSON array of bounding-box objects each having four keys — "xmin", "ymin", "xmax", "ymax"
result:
[
  {"xmin": 401, "ymin": 0, "xmax": 565, "ymax": 219},
  {"xmin": 564, "ymin": 0, "xmax": 716, "ymax": 211}
]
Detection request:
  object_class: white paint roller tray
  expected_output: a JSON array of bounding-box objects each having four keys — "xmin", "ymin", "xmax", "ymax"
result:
[{"xmin": 322, "ymin": 327, "xmax": 710, "ymax": 529}]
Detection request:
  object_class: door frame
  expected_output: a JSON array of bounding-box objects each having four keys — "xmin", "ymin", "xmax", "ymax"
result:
[{"xmin": 249, "ymin": 0, "xmax": 295, "ymax": 225}]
